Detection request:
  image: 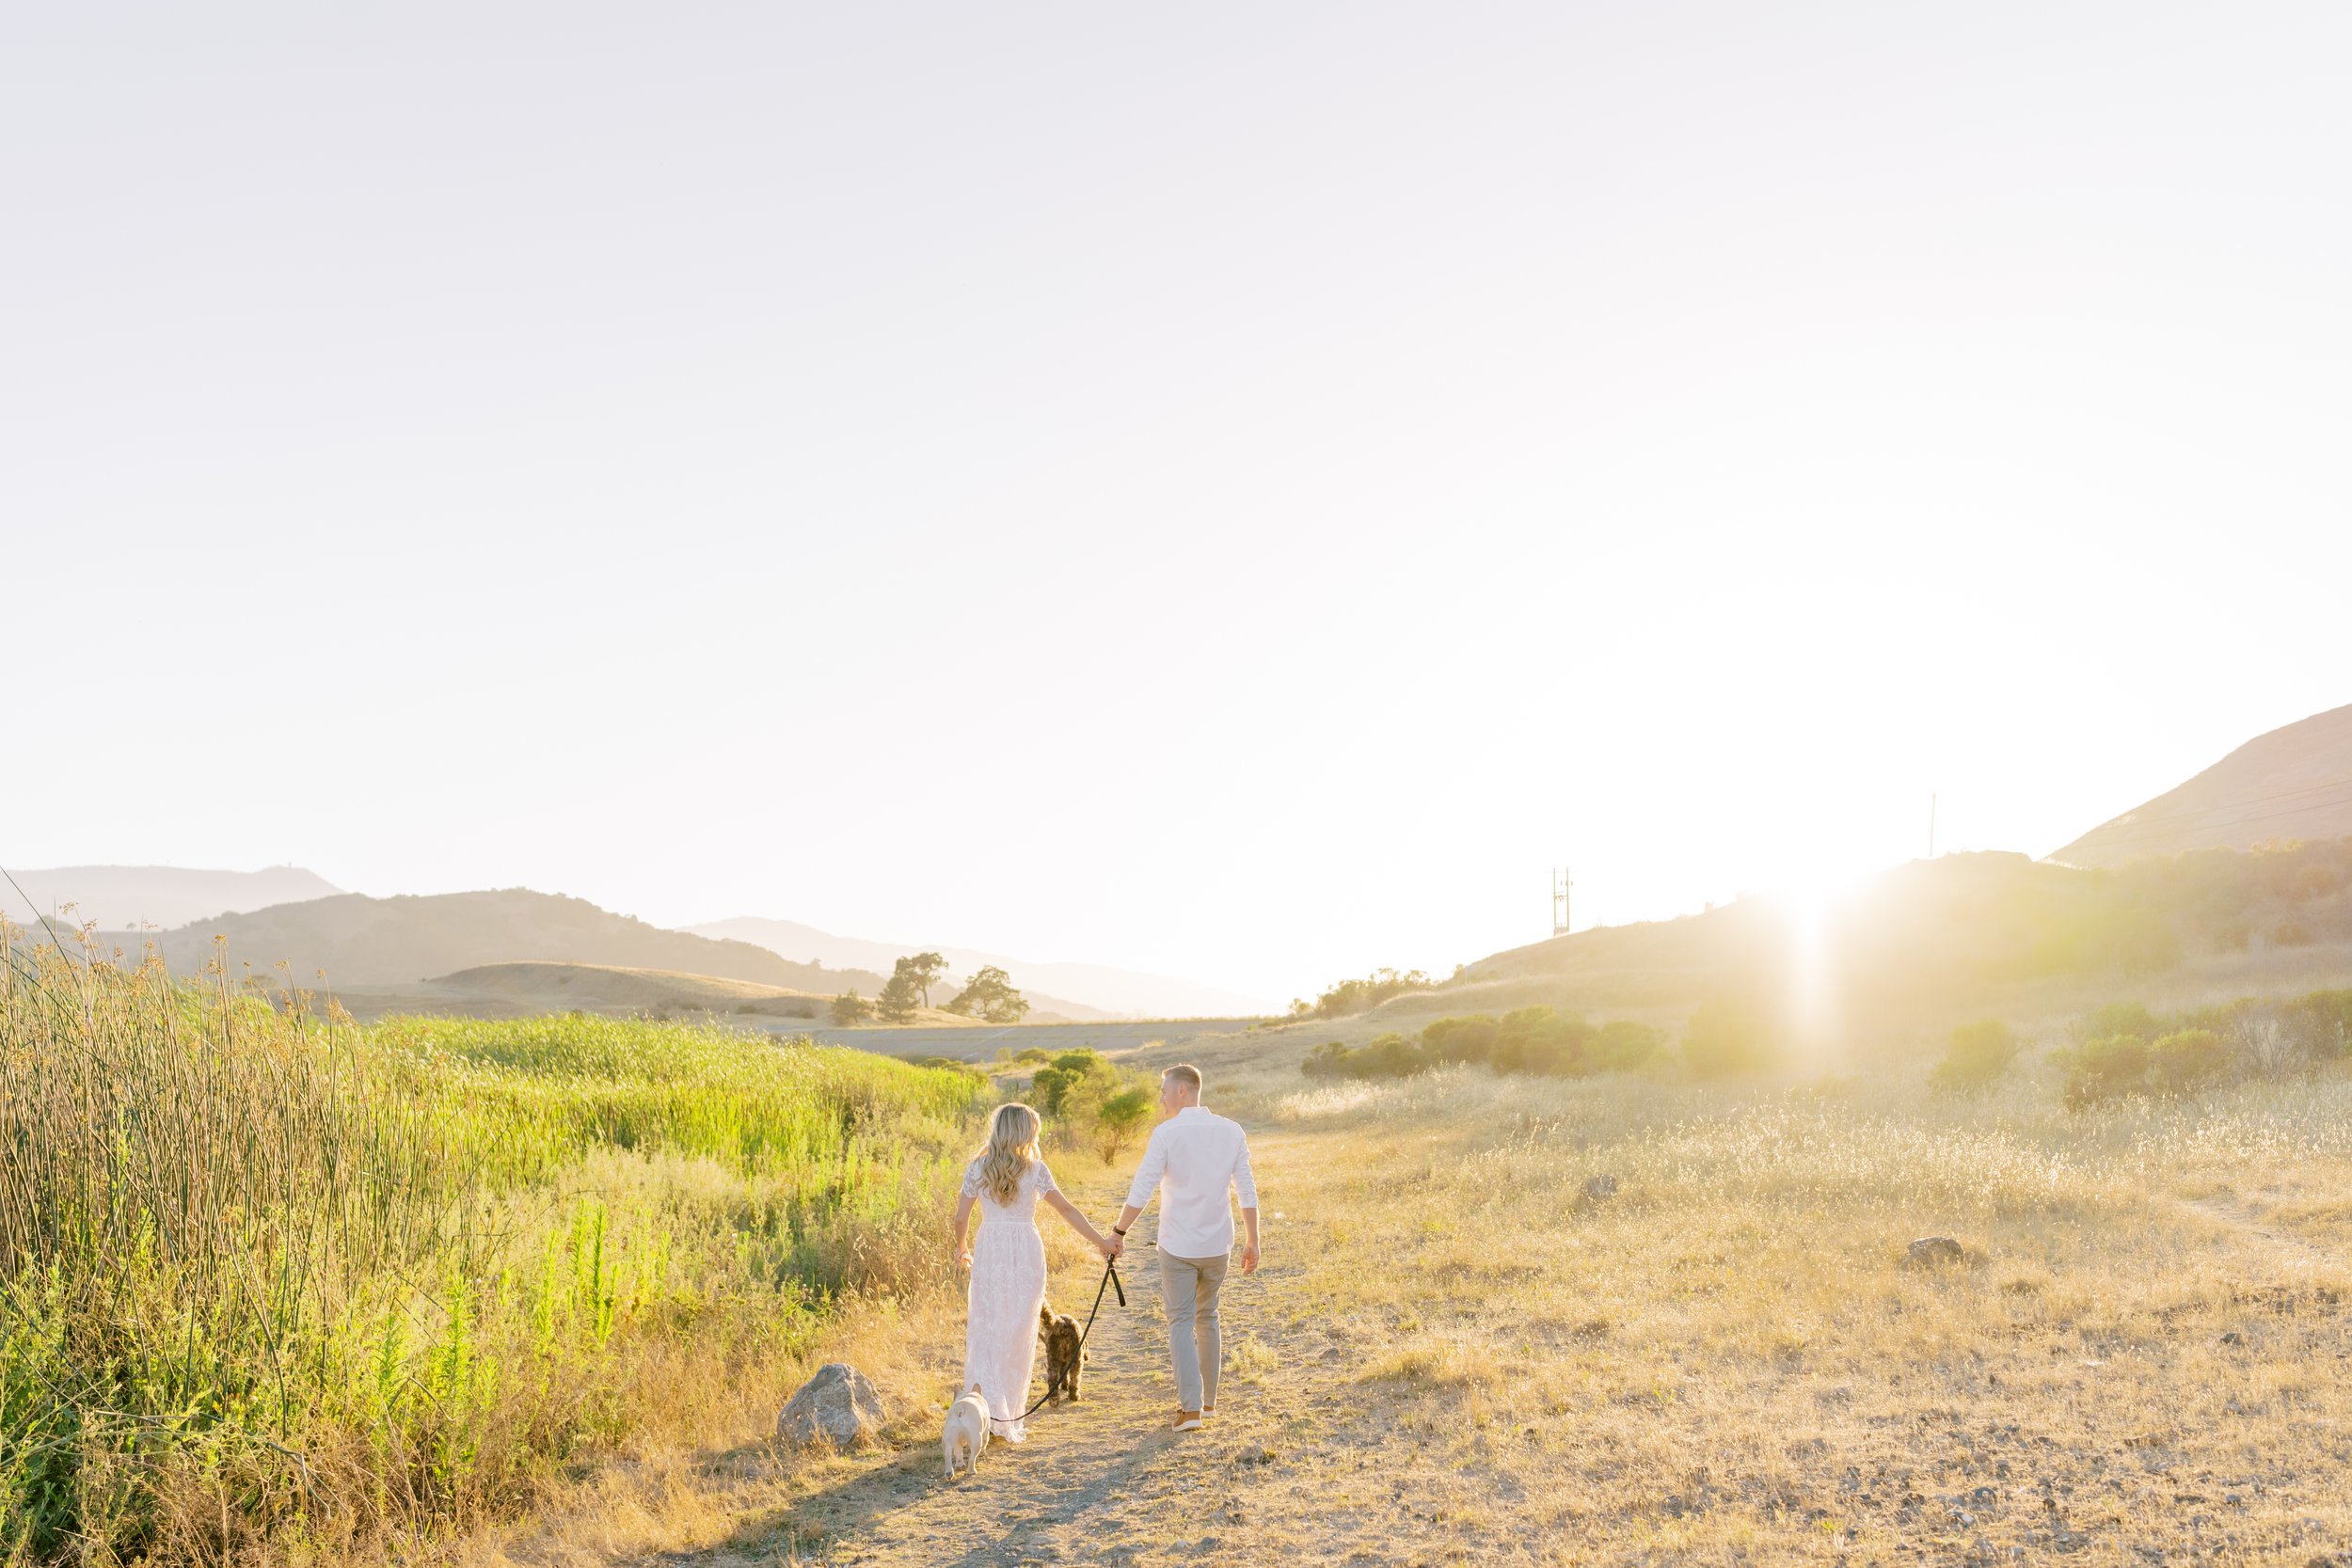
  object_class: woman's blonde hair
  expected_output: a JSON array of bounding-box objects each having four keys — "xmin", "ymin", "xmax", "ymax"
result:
[{"xmin": 975, "ymin": 1102, "xmax": 1042, "ymax": 1205}]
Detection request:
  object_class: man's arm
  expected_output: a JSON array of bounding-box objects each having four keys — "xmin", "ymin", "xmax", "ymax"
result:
[
  {"xmin": 1232, "ymin": 1130, "xmax": 1261, "ymax": 1273},
  {"xmin": 1114, "ymin": 1124, "xmax": 1170, "ymax": 1242}
]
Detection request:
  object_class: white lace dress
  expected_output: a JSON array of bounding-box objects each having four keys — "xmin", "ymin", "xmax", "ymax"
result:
[{"xmin": 962, "ymin": 1157, "xmax": 1055, "ymax": 1440}]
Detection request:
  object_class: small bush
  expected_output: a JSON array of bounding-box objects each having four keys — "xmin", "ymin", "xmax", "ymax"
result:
[
  {"xmin": 1091, "ymin": 1086, "xmax": 1157, "ymax": 1160},
  {"xmin": 1301, "ymin": 1012, "xmax": 1661, "ymax": 1084},
  {"xmin": 1357, "ymin": 1032, "xmax": 1431, "ymax": 1078},
  {"xmin": 1029, "ymin": 1050, "xmax": 1109, "ymax": 1117},
  {"xmin": 2056, "ymin": 987, "xmax": 2352, "ymax": 1107},
  {"xmin": 1421, "ymin": 1015, "xmax": 1499, "ymax": 1065},
  {"xmin": 1302, "ymin": 1035, "xmax": 1433, "ymax": 1081},
  {"xmin": 1931, "ymin": 1019, "xmax": 2020, "ymax": 1095},
  {"xmin": 1301, "ymin": 1041, "xmax": 1353, "ymax": 1080},
  {"xmin": 1490, "ymin": 1006, "xmax": 1584, "ymax": 1074},
  {"xmin": 2279, "ymin": 989, "xmax": 2352, "ymax": 1060},
  {"xmin": 2077, "ymin": 1001, "xmax": 2159, "ymax": 1043},
  {"xmin": 2150, "ymin": 1028, "xmax": 2230, "ymax": 1093},
  {"xmin": 1589, "ymin": 1020, "xmax": 1665, "ymax": 1073},
  {"xmin": 2058, "ymin": 1035, "xmax": 2152, "ymax": 1108}
]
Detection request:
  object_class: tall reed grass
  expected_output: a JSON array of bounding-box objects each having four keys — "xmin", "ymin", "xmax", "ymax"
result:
[{"xmin": 0, "ymin": 927, "xmax": 982, "ymax": 1564}]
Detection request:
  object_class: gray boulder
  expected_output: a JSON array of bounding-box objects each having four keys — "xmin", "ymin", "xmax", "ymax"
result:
[
  {"xmin": 776, "ymin": 1363, "xmax": 887, "ymax": 1447},
  {"xmin": 1905, "ymin": 1236, "xmax": 1965, "ymax": 1267},
  {"xmin": 1581, "ymin": 1174, "xmax": 1620, "ymax": 1203}
]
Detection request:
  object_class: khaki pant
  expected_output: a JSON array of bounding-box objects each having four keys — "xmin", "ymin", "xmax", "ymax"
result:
[{"xmin": 1157, "ymin": 1250, "xmax": 1229, "ymax": 1413}]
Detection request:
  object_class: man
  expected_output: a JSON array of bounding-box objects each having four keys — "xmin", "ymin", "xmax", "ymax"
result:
[{"xmin": 1111, "ymin": 1063, "xmax": 1260, "ymax": 1432}]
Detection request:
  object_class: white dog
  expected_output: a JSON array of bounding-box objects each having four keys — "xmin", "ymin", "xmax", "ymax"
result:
[{"xmin": 942, "ymin": 1384, "xmax": 991, "ymax": 1479}]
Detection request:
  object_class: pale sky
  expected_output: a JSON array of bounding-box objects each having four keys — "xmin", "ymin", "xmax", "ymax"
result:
[{"xmin": 7, "ymin": 4, "xmax": 2349, "ymax": 1006}]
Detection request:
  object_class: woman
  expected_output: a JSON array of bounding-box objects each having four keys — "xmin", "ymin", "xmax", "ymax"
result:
[{"xmin": 950, "ymin": 1102, "xmax": 1120, "ymax": 1441}]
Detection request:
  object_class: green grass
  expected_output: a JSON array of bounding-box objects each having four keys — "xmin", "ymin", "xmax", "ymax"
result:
[{"xmin": 0, "ymin": 934, "xmax": 984, "ymax": 1564}]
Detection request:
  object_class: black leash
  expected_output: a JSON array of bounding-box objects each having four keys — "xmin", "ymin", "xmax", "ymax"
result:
[{"xmin": 1012, "ymin": 1253, "xmax": 1127, "ymax": 1423}]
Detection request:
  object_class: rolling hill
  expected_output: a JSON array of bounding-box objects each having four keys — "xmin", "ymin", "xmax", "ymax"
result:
[
  {"xmin": 1396, "ymin": 703, "xmax": 2352, "ymax": 1040},
  {"xmin": 99, "ymin": 889, "xmax": 890, "ymax": 994},
  {"xmin": 4, "ymin": 864, "xmax": 342, "ymax": 931},
  {"xmin": 2052, "ymin": 701, "xmax": 2352, "ymax": 867},
  {"xmin": 428, "ymin": 961, "xmax": 836, "ymax": 1015},
  {"xmin": 690, "ymin": 914, "xmax": 1271, "ymax": 1019},
  {"xmin": 389, "ymin": 961, "xmax": 995, "ymax": 1026},
  {"xmin": 1423, "ymin": 839, "xmax": 2352, "ymax": 1041}
]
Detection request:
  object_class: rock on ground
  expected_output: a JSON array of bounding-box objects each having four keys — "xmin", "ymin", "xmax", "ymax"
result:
[
  {"xmin": 776, "ymin": 1362, "xmax": 887, "ymax": 1447},
  {"xmin": 1906, "ymin": 1236, "xmax": 1965, "ymax": 1267}
]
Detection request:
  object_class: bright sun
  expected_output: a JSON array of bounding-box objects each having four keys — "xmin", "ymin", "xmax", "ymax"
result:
[{"xmin": 1772, "ymin": 858, "xmax": 1880, "ymax": 1061}]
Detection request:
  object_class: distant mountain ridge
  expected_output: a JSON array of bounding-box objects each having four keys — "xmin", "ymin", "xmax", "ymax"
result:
[
  {"xmin": 102, "ymin": 889, "xmax": 889, "ymax": 994},
  {"xmin": 688, "ymin": 915, "xmax": 1274, "ymax": 1019},
  {"xmin": 4, "ymin": 864, "xmax": 342, "ymax": 931},
  {"xmin": 2052, "ymin": 702, "xmax": 2352, "ymax": 868}
]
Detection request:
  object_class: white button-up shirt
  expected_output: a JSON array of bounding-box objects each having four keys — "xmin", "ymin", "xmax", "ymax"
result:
[{"xmin": 1123, "ymin": 1105, "xmax": 1259, "ymax": 1258}]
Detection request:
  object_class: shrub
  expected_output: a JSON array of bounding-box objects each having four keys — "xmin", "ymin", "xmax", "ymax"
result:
[
  {"xmin": 2280, "ymin": 989, "xmax": 2352, "ymax": 1061},
  {"xmin": 1680, "ymin": 997, "xmax": 1781, "ymax": 1078},
  {"xmin": 1931, "ymin": 1019, "xmax": 2020, "ymax": 1095},
  {"xmin": 1589, "ymin": 1019, "xmax": 1665, "ymax": 1073},
  {"xmin": 1029, "ymin": 1051, "xmax": 1110, "ymax": 1117},
  {"xmin": 1091, "ymin": 1086, "xmax": 1156, "ymax": 1160},
  {"xmin": 2058, "ymin": 1035, "xmax": 2153, "ymax": 1108},
  {"xmin": 1024, "ymin": 1048, "xmax": 1158, "ymax": 1156},
  {"xmin": 1490, "ymin": 1007, "xmax": 1585, "ymax": 1074},
  {"xmin": 1301, "ymin": 1013, "xmax": 1662, "ymax": 1083},
  {"xmin": 1013, "ymin": 1046, "xmax": 1054, "ymax": 1066},
  {"xmin": 2057, "ymin": 988, "xmax": 2352, "ymax": 1107},
  {"xmin": 831, "ymin": 990, "xmax": 874, "ymax": 1025},
  {"xmin": 1286, "ymin": 967, "xmax": 1435, "ymax": 1021},
  {"xmin": 2150, "ymin": 1028, "xmax": 2231, "ymax": 1093},
  {"xmin": 2077, "ymin": 1001, "xmax": 2159, "ymax": 1043},
  {"xmin": 1356, "ymin": 1032, "xmax": 1432, "ymax": 1078},
  {"xmin": 1421, "ymin": 1015, "xmax": 1499, "ymax": 1065},
  {"xmin": 1301, "ymin": 1041, "xmax": 1355, "ymax": 1080},
  {"xmin": 1301, "ymin": 1036, "xmax": 1432, "ymax": 1081}
]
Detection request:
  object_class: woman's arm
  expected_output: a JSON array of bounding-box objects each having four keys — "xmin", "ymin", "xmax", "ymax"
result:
[
  {"xmin": 949, "ymin": 1193, "xmax": 976, "ymax": 1270},
  {"xmin": 1043, "ymin": 1189, "xmax": 1119, "ymax": 1259}
]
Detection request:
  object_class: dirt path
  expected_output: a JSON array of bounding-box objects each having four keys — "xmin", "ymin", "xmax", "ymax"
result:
[
  {"xmin": 598, "ymin": 1076, "xmax": 2352, "ymax": 1568},
  {"xmin": 2178, "ymin": 1190, "xmax": 2335, "ymax": 1272},
  {"xmin": 672, "ymin": 1130, "xmax": 1401, "ymax": 1568}
]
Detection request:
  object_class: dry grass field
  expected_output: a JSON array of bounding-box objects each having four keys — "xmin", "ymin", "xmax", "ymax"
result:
[{"xmin": 437, "ymin": 1013, "xmax": 2352, "ymax": 1568}]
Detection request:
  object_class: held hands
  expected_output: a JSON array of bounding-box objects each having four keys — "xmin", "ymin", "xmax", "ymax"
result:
[{"xmin": 1096, "ymin": 1230, "xmax": 1124, "ymax": 1261}]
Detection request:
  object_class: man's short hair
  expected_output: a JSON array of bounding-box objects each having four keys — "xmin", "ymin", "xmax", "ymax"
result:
[{"xmin": 1163, "ymin": 1063, "xmax": 1203, "ymax": 1094}]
